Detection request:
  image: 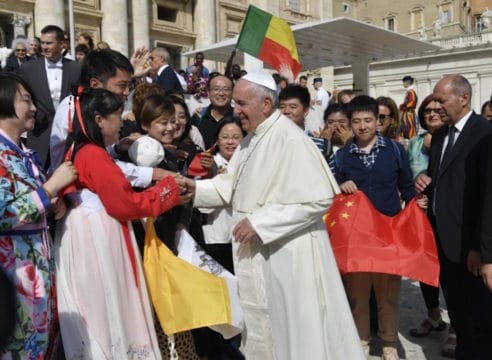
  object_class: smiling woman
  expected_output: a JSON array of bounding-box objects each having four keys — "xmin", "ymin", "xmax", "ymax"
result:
[
  {"xmin": 55, "ymin": 88, "xmax": 185, "ymax": 359},
  {"xmin": 0, "ymin": 73, "xmax": 77, "ymax": 359},
  {"xmin": 4, "ymin": 38, "xmax": 31, "ymax": 73}
]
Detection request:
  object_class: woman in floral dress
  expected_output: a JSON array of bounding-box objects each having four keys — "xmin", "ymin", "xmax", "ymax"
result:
[{"xmin": 0, "ymin": 73, "xmax": 77, "ymax": 359}]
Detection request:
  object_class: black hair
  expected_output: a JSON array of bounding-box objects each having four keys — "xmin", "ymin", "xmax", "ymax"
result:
[
  {"xmin": 75, "ymin": 44, "xmax": 90, "ymax": 56},
  {"xmin": 215, "ymin": 116, "xmax": 245, "ymax": 143},
  {"xmin": 346, "ymin": 95, "xmax": 379, "ymax": 120},
  {"xmin": 40, "ymin": 25, "xmax": 64, "ymax": 42},
  {"xmin": 138, "ymin": 94, "xmax": 175, "ymax": 129},
  {"xmin": 207, "ymin": 72, "xmax": 230, "ymax": 90},
  {"xmin": 66, "ymin": 88, "xmax": 124, "ymax": 157},
  {"xmin": 323, "ymin": 103, "xmax": 349, "ymax": 122},
  {"xmin": 279, "ymin": 85, "xmax": 310, "ymax": 109},
  {"xmin": 481, "ymin": 100, "xmax": 491, "ymax": 117},
  {"xmin": 79, "ymin": 49, "xmax": 134, "ymax": 88},
  {"xmin": 169, "ymin": 95, "xmax": 193, "ymax": 144},
  {"xmin": 402, "ymin": 75, "xmax": 414, "ymax": 84},
  {"xmin": 417, "ymin": 94, "xmax": 436, "ymax": 131},
  {"xmin": 299, "ymin": 75, "xmax": 308, "ymax": 81},
  {"xmin": 0, "ymin": 73, "xmax": 36, "ymax": 120}
]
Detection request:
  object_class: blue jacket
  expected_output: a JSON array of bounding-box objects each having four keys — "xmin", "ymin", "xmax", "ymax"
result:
[{"xmin": 332, "ymin": 137, "xmax": 416, "ymax": 216}]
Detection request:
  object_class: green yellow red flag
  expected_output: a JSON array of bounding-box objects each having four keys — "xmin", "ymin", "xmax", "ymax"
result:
[{"xmin": 236, "ymin": 5, "xmax": 302, "ymax": 78}]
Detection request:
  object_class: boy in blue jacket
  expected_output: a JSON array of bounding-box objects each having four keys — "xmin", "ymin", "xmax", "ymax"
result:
[{"xmin": 329, "ymin": 95, "xmax": 416, "ymax": 359}]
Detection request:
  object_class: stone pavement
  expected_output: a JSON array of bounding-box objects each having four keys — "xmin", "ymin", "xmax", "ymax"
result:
[{"xmin": 368, "ymin": 278, "xmax": 451, "ymax": 360}]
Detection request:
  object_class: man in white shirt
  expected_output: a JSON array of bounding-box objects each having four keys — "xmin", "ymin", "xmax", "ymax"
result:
[
  {"xmin": 305, "ymin": 77, "xmax": 330, "ymax": 133},
  {"xmin": 312, "ymin": 77, "xmax": 330, "ymax": 111},
  {"xmin": 182, "ymin": 72, "xmax": 364, "ymax": 359},
  {"xmin": 50, "ymin": 48, "xmax": 172, "ymax": 187}
]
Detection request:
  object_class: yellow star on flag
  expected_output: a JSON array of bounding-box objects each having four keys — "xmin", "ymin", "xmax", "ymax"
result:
[
  {"xmin": 330, "ymin": 220, "xmax": 336, "ymax": 227},
  {"xmin": 345, "ymin": 201, "xmax": 354, "ymax": 207},
  {"xmin": 341, "ymin": 212, "xmax": 350, "ymax": 219}
]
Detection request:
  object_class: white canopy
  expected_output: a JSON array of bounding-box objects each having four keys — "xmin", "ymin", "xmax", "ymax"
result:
[{"xmin": 183, "ymin": 17, "xmax": 439, "ymax": 70}]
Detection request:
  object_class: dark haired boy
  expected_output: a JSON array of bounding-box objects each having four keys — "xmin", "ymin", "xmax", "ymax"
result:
[
  {"xmin": 279, "ymin": 85, "xmax": 326, "ymax": 153},
  {"xmin": 49, "ymin": 49, "xmax": 171, "ymax": 186},
  {"xmin": 329, "ymin": 95, "xmax": 416, "ymax": 359}
]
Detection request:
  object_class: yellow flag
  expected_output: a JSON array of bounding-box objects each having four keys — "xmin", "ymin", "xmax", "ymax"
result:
[{"xmin": 143, "ymin": 217, "xmax": 232, "ymax": 334}]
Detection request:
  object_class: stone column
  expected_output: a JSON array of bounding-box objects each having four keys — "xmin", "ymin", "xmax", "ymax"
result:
[
  {"xmin": 132, "ymin": 0, "xmax": 150, "ymax": 50},
  {"xmin": 195, "ymin": 0, "xmax": 215, "ymax": 48},
  {"xmin": 11, "ymin": 14, "xmax": 31, "ymax": 39},
  {"xmin": 352, "ymin": 59, "xmax": 370, "ymax": 95},
  {"xmin": 193, "ymin": 0, "xmax": 215, "ymax": 69},
  {"xmin": 101, "ymin": 0, "xmax": 128, "ymax": 56},
  {"xmin": 34, "ymin": 0, "xmax": 65, "ymax": 33}
]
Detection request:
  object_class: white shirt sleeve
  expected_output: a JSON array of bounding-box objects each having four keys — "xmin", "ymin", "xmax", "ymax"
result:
[
  {"xmin": 189, "ymin": 125, "xmax": 206, "ymax": 150},
  {"xmin": 114, "ymin": 159, "xmax": 153, "ymax": 188},
  {"xmin": 50, "ymin": 96, "xmax": 153, "ymax": 188},
  {"xmin": 106, "ymin": 145, "xmax": 153, "ymax": 188},
  {"xmin": 49, "ymin": 95, "xmax": 72, "ymax": 175},
  {"xmin": 321, "ymin": 90, "xmax": 330, "ymax": 111}
]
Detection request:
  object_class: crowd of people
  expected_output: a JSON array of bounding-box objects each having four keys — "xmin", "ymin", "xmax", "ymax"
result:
[{"xmin": 1, "ymin": 23, "xmax": 492, "ymax": 360}]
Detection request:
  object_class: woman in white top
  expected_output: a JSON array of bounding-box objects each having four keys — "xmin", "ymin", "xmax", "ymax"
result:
[{"xmin": 199, "ymin": 117, "xmax": 244, "ymax": 273}]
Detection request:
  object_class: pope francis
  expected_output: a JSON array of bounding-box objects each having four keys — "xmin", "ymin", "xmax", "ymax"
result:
[{"xmin": 186, "ymin": 72, "xmax": 364, "ymax": 359}]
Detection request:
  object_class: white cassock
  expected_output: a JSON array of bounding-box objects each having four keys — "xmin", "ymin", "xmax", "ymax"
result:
[{"xmin": 194, "ymin": 110, "xmax": 364, "ymax": 359}]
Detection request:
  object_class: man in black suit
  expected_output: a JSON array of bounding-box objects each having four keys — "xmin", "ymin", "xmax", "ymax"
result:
[
  {"xmin": 19, "ymin": 25, "xmax": 81, "ymax": 169},
  {"xmin": 416, "ymin": 74, "xmax": 492, "ymax": 359},
  {"xmin": 150, "ymin": 46, "xmax": 183, "ymax": 94},
  {"xmin": 481, "ymin": 126, "xmax": 492, "ymax": 293}
]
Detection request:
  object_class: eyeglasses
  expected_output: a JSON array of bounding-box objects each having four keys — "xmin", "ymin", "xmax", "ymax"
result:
[
  {"xmin": 211, "ymin": 87, "xmax": 232, "ymax": 94},
  {"xmin": 424, "ymin": 108, "xmax": 445, "ymax": 115},
  {"xmin": 15, "ymin": 49, "xmax": 26, "ymax": 52},
  {"xmin": 378, "ymin": 114, "xmax": 392, "ymax": 121}
]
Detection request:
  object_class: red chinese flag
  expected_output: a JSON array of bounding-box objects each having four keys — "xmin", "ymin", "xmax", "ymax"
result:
[{"xmin": 324, "ymin": 191, "xmax": 439, "ymax": 286}]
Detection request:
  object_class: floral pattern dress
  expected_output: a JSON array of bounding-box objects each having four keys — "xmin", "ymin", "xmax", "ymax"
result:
[{"xmin": 0, "ymin": 131, "xmax": 55, "ymax": 360}]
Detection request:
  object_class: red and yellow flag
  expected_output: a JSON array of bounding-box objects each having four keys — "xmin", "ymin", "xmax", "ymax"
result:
[
  {"xmin": 325, "ymin": 192, "xmax": 440, "ymax": 286},
  {"xmin": 236, "ymin": 5, "xmax": 301, "ymax": 78}
]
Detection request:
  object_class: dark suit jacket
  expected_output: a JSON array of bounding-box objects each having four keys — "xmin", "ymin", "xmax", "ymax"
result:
[
  {"xmin": 4, "ymin": 53, "xmax": 33, "ymax": 73},
  {"xmin": 481, "ymin": 128, "xmax": 492, "ymax": 263},
  {"xmin": 19, "ymin": 57, "xmax": 81, "ymax": 168},
  {"xmin": 428, "ymin": 112, "xmax": 490, "ymax": 263},
  {"xmin": 155, "ymin": 65, "xmax": 183, "ymax": 94}
]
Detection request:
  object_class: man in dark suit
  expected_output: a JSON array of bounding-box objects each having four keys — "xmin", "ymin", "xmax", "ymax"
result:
[
  {"xmin": 416, "ymin": 74, "xmax": 492, "ymax": 359},
  {"xmin": 19, "ymin": 25, "xmax": 81, "ymax": 169},
  {"xmin": 481, "ymin": 128, "xmax": 492, "ymax": 293},
  {"xmin": 150, "ymin": 46, "xmax": 183, "ymax": 94}
]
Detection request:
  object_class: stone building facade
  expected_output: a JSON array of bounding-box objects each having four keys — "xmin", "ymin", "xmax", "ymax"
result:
[
  {"xmin": 330, "ymin": 0, "xmax": 492, "ymax": 110},
  {"xmin": 2, "ymin": 0, "xmax": 492, "ymax": 108},
  {"xmin": 0, "ymin": 0, "xmax": 332, "ymax": 70}
]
